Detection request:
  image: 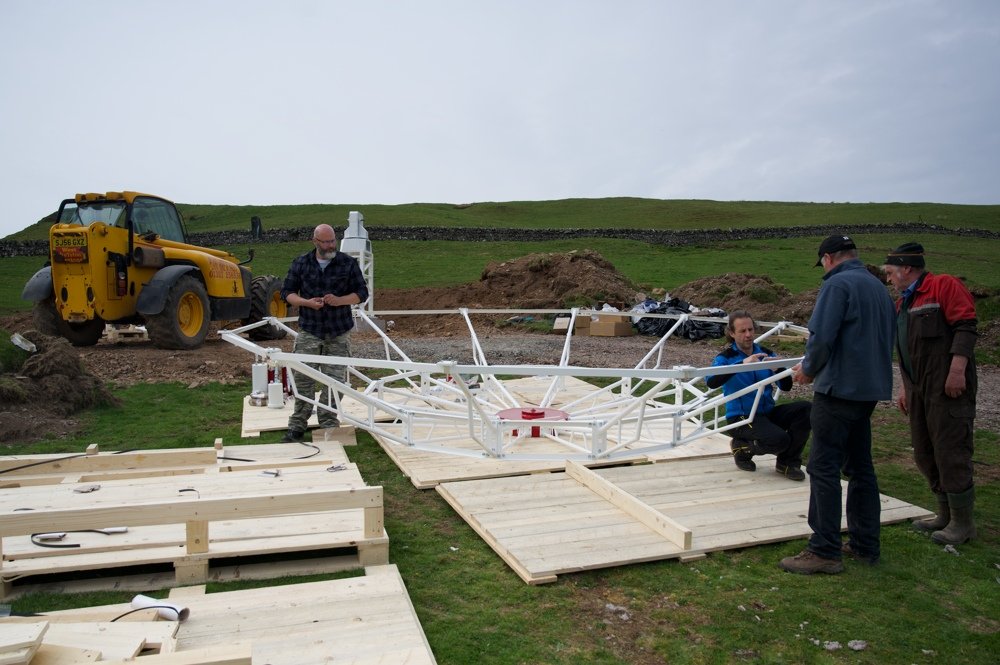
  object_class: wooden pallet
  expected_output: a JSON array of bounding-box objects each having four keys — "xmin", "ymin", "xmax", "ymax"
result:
[
  {"xmin": 104, "ymin": 324, "xmax": 148, "ymax": 343},
  {"xmin": 0, "ymin": 564, "xmax": 436, "ymax": 664},
  {"xmin": 436, "ymin": 456, "xmax": 932, "ymax": 584},
  {"xmin": 0, "ymin": 442, "xmax": 387, "ymax": 599}
]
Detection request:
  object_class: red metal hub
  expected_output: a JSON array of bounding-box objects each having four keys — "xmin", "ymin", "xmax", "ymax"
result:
[{"xmin": 497, "ymin": 407, "xmax": 570, "ymax": 437}]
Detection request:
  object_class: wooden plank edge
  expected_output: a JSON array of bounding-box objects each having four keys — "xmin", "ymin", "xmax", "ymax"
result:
[
  {"xmin": 96, "ymin": 643, "xmax": 250, "ymax": 665},
  {"xmin": 565, "ymin": 460, "xmax": 692, "ymax": 550},
  {"xmin": 361, "ymin": 565, "xmax": 438, "ymax": 663},
  {"xmin": 435, "ymin": 484, "xmax": 556, "ymax": 585}
]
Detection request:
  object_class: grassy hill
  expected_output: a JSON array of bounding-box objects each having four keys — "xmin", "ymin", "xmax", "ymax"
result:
[{"xmin": 8, "ymin": 197, "xmax": 1000, "ymax": 241}]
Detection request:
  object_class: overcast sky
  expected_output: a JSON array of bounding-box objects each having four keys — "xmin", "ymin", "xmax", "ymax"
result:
[{"xmin": 1, "ymin": 0, "xmax": 998, "ymax": 239}]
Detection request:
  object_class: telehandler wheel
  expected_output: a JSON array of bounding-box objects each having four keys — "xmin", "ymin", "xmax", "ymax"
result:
[
  {"xmin": 32, "ymin": 297, "xmax": 62, "ymax": 336},
  {"xmin": 146, "ymin": 275, "xmax": 211, "ymax": 350},
  {"xmin": 60, "ymin": 317, "xmax": 105, "ymax": 347},
  {"xmin": 33, "ymin": 295, "xmax": 104, "ymax": 345},
  {"xmin": 247, "ymin": 275, "xmax": 288, "ymax": 341}
]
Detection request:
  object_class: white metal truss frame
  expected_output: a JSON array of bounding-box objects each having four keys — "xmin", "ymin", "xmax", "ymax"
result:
[{"xmin": 222, "ymin": 309, "xmax": 808, "ymax": 462}]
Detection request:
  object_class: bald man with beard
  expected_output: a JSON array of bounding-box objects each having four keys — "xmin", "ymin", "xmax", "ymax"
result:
[{"xmin": 279, "ymin": 224, "xmax": 369, "ymax": 443}]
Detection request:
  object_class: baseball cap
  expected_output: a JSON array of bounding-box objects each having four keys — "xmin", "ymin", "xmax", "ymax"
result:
[{"xmin": 815, "ymin": 234, "xmax": 856, "ymax": 266}]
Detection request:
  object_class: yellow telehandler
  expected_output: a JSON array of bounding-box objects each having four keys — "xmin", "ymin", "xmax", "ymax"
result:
[{"xmin": 21, "ymin": 191, "xmax": 287, "ymax": 349}]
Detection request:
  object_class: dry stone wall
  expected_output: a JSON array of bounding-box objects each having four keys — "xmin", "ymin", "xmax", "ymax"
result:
[{"xmin": 2, "ymin": 222, "xmax": 996, "ymax": 258}]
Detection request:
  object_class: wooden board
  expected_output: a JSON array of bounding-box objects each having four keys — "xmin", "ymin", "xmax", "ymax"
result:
[
  {"xmin": 436, "ymin": 456, "xmax": 932, "ymax": 584},
  {"xmin": 42, "ymin": 622, "xmax": 178, "ymax": 660},
  {"xmin": 240, "ymin": 394, "xmax": 316, "ymax": 437},
  {"xmin": 0, "ymin": 442, "xmax": 350, "ymax": 487},
  {"xmin": 239, "ymin": 381, "xmax": 380, "ymax": 438},
  {"xmin": 21, "ymin": 565, "xmax": 435, "ymax": 665},
  {"xmin": 0, "ymin": 622, "xmax": 47, "ymax": 665}
]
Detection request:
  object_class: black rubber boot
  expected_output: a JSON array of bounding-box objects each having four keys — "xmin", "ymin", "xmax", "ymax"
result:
[
  {"xmin": 730, "ymin": 438, "xmax": 756, "ymax": 472},
  {"xmin": 932, "ymin": 487, "xmax": 977, "ymax": 545},
  {"xmin": 280, "ymin": 429, "xmax": 306, "ymax": 443},
  {"xmin": 912, "ymin": 493, "xmax": 949, "ymax": 532}
]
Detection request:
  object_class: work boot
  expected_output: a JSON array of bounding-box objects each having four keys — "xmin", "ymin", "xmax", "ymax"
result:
[
  {"xmin": 280, "ymin": 428, "xmax": 305, "ymax": 443},
  {"xmin": 730, "ymin": 438, "xmax": 756, "ymax": 472},
  {"xmin": 932, "ymin": 487, "xmax": 977, "ymax": 545},
  {"xmin": 779, "ymin": 549, "xmax": 844, "ymax": 575},
  {"xmin": 841, "ymin": 541, "xmax": 879, "ymax": 565},
  {"xmin": 912, "ymin": 493, "xmax": 950, "ymax": 532},
  {"xmin": 775, "ymin": 463, "xmax": 806, "ymax": 481}
]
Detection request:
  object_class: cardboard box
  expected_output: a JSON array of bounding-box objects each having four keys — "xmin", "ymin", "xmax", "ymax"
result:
[
  {"xmin": 596, "ymin": 312, "xmax": 630, "ymax": 324},
  {"xmin": 590, "ymin": 320, "xmax": 635, "ymax": 337},
  {"xmin": 553, "ymin": 316, "xmax": 592, "ymax": 334}
]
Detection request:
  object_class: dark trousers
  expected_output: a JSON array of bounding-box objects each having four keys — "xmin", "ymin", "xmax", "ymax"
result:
[
  {"xmin": 908, "ymin": 380, "xmax": 976, "ymax": 495},
  {"xmin": 728, "ymin": 401, "xmax": 811, "ymax": 467},
  {"xmin": 806, "ymin": 392, "xmax": 881, "ymax": 560}
]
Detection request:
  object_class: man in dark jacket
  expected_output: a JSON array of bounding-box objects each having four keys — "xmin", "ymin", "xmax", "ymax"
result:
[
  {"xmin": 780, "ymin": 235, "xmax": 896, "ymax": 575},
  {"xmin": 279, "ymin": 224, "xmax": 369, "ymax": 443},
  {"xmin": 883, "ymin": 242, "xmax": 978, "ymax": 545}
]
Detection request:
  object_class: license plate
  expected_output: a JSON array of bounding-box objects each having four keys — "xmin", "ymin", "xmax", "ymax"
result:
[
  {"xmin": 53, "ymin": 235, "xmax": 89, "ymax": 263},
  {"xmin": 53, "ymin": 236, "xmax": 87, "ymax": 248}
]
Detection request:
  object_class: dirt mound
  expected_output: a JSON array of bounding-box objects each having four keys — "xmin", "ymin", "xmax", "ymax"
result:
[
  {"xmin": 669, "ymin": 273, "xmax": 819, "ymax": 324},
  {"xmin": 0, "ymin": 329, "xmax": 119, "ymax": 444},
  {"xmin": 375, "ymin": 255, "xmax": 820, "ymax": 336},
  {"xmin": 375, "ymin": 249, "xmax": 645, "ymax": 335}
]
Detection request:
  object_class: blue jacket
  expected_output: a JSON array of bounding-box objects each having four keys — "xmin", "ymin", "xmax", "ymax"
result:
[
  {"xmin": 707, "ymin": 342, "xmax": 791, "ymax": 420},
  {"xmin": 802, "ymin": 258, "xmax": 895, "ymax": 401}
]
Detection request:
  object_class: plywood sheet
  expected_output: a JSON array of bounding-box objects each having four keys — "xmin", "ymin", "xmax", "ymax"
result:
[{"xmin": 437, "ymin": 456, "xmax": 932, "ymax": 584}]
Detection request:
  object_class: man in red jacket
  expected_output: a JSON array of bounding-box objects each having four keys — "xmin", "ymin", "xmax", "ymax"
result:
[{"xmin": 883, "ymin": 242, "xmax": 978, "ymax": 545}]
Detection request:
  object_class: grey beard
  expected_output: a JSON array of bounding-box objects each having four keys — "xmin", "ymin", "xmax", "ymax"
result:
[{"xmin": 318, "ymin": 248, "xmax": 336, "ymax": 260}]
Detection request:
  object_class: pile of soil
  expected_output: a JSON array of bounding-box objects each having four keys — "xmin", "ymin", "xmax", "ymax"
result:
[
  {"xmin": 0, "ymin": 330, "xmax": 118, "ymax": 443},
  {"xmin": 670, "ymin": 273, "xmax": 820, "ymax": 324},
  {"xmin": 376, "ymin": 249, "xmax": 646, "ymax": 336}
]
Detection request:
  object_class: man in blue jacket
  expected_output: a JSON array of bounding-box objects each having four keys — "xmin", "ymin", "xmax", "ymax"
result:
[
  {"xmin": 781, "ymin": 235, "xmax": 896, "ymax": 575},
  {"xmin": 706, "ymin": 310, "xmax": 810, "ymax": 480}
]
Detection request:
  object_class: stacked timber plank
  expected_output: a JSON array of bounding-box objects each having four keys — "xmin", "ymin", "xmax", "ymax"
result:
[
  {"xmin": 0, "ymin": 565, "xmax": 435, "ymax": 664},
  {"xmin": 103, "ymin": 324, "xmax": 148, "ymax": 343},
  {"xmin": 0, "ymin": 439, "xmax": 387, "ymax": 598}
]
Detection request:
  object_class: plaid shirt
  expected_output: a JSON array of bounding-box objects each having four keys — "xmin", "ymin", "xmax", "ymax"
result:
[{"xmin": 281, "ymin": 250, "xmax": 369, "ymax": 338}]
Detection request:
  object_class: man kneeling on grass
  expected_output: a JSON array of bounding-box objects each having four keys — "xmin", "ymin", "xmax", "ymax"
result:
[{"xmin": 706, "ymin": 310, "xmax": 810, "ymax": 481}]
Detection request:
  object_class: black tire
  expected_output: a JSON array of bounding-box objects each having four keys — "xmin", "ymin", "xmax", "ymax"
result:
[
  {"xmin": 247, "ymin": 275, "xmax": 288, "ymax": 341},
  {"xmin": 60, "ymin": 317, "xmax": 105, "ymax": 347},
  {"xmin": 32, "ymin": 297, "xmax": 62, "ymax": 336},
  {"xmin": 146, "ymin": 275, "xmax": 211, "ymax": 350}
]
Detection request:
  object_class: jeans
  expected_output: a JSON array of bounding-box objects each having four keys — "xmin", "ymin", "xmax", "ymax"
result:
[{"xmin": 806, "ymin": 392, "xmax": 881, "ymax": 560}]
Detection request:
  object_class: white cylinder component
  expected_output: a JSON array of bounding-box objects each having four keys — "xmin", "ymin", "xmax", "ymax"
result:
[
  {"xmin": 252, "ymin": 363, "xmax": 268, "ymax": 394},
  {"xmin": 267, "ymin": 381, "xmax": 284, "ymax": 408},
  {"xmin": 131, "ymin": 594, "xmax": 190, "ymax": 621}
]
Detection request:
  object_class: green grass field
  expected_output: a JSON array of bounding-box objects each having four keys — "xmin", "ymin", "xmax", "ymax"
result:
[
  {"xmin": 8, "ymin": 197, "xmax": 1000, "ymax": 241},
  {"xmin": 0, "ymin": 379, "xmax": 996, "ymax": 664},
  {"xmin": 1, "ymin": 198, "xmax": 998, "ymax": 663}
]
